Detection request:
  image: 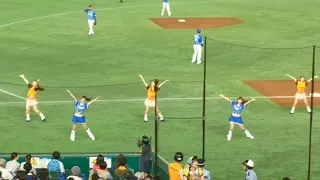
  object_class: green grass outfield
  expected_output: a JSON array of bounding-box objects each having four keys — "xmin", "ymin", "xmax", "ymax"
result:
[{"xmin": 1, "ymin": 0, "xmax": 320, "ymax": 179}]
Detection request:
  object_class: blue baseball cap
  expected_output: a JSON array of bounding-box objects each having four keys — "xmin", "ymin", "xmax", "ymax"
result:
[{"xmin": 197, "ymin": 29, "xmax": 201, "ymax": 33}]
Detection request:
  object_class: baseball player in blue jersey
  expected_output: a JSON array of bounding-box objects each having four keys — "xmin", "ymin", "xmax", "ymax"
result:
[
  {"xmin": 66, "ymin": 90, "xmax": 100, "ymax": 141},
  {"xmin": 192, "ymin": 29, "xmax": 204, "ymax": 64},
  {"xmin": 161, "ymin": 0, "xmax": 171, "ymax": 16},
  {"xmin": 219, "ymin": 94, "xmax": 255, "ymax": 141},
  {"xmin": 84, "ymin": 5, "xmax": 96, "ymax": 35}
]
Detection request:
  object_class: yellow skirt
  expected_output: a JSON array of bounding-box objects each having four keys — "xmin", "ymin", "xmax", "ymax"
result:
[{"xmin": 144, "ymin": 98, "xmax": 155, "ymax": 108}]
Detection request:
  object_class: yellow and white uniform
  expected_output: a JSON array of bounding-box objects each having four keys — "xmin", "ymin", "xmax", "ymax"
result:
[
  {"xmin": 295, "ymin": 80, "xmax": 307, "ymax": 99},
  {"xmin": 144, "ymin": 86, "xmax": 158, "ymax": 107},
  {"xmin": 26, "ymin": 85, "xmax": 38, "ymax": 107}
]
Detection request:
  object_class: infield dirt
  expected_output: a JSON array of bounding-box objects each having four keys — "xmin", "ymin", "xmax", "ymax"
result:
[
  {"xmin": 244, "ymin": 80, "xmax": 320, "ymax": 107},
  {"xmin": 149, "ymin": 17, "xmax": 243, "ymax": 29}
]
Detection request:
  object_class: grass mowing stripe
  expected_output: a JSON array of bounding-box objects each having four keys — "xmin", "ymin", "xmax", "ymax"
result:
[{"xmin": 0, "ymin": 0, "xmax": 214, "ymax": 28}]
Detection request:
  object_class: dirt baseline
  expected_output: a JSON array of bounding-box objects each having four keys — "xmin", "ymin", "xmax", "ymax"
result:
[
  {"xmin": 149, "ymin": 17, "xmax": 243, "ymax": 29},
  {"xmin": 244, "ymin": 80, "xmax": 320, "ymax": 107}
]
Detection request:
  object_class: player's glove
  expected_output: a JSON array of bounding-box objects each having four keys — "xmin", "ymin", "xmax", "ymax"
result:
[
  {"xmin": 94, "ymin": 20, "xmax": 97, "ymax": 25},
  {"xmin": 84, "ymin": 9, "xmax": 88, "ymax": 13}
]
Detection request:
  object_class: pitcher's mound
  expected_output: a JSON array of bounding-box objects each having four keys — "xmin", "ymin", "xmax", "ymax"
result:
[{"xmin": 149, "ymin": 17, "xmax": 243, "ymax": 29}]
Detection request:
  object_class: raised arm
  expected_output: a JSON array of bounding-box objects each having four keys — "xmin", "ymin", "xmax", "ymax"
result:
[
  {"xmin": 138, "ymin": 74, "xmax": 148, "ymax": 87},
  {"xmin": 285, "ymin": 74, "xmax": 297, "ymax": 81},
  {"xmin": 19, "ymin": 74, "xmax": 29, "ymax": 84},
  {"xmin": 66, "ymin": 90, "xmax": 77, "ymax": 102},
  {"xmin": 244, "ymin": 98, "xmax": 256, "ymax": 106},
  {"xmin": 219, "ymin": 94, "xmax": 232, "ymax": 103},
  {"xmin": 158, "ymin": 80, "xmax": 169, "ymax": 88},
  {"xmin": 307, "ymin": 75, "xmax": 319, "ymax": 82},
  {"xmin": 87, "ymin": 96, "xmax": 101, "ymax": 106}
]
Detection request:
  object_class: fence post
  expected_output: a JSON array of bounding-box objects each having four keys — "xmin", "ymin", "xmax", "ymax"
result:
[
  {"xmin": 307, "ymin": 45, "xmax": 316, "ymax": 180},
  {"xmin": 202, "ymin": 36, "xmax": 207, "ymax": 159}
]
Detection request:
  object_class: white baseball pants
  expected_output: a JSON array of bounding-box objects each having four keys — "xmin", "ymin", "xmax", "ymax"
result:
[
  {"xmin": 161, "ymin": 2, "xmax": 171, "ymax": 16},
  {"xmin": 192, "ymin": 44, "xmax": 202, "ymax": 64},
  {"xmin": 88, "ymin": 20, "xmax": 95, "ymax": 35}
]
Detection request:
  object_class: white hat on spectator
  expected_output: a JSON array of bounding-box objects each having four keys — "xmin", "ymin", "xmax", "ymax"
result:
[{"xmin": 243, "ymin": 159, "xmax": 254, "ymax": 168}]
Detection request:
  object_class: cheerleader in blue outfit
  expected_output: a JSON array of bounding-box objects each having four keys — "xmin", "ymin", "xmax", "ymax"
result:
[
  {"xmin": 219, "ymin": 94, "xmax": 255, "ymax": 141},
  {"xmin": 67, "ymin": 90, "xmax": 100, "ymax": 141}
]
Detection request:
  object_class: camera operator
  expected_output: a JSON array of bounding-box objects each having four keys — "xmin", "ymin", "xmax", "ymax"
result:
[{"xmin": 137, "ymin": 136, "xmax": 154, "ymax": 178}]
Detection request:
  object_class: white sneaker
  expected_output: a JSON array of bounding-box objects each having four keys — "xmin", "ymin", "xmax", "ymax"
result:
[
  {"xmin": 227, "ymin": 134, "xmax": 232, "ymax": 141},
  {"xmin": 90, "ymin": 136, "xmax": 95, "ymax": 141},
  {"xmin": 159, "ymin": 117, "xmax": 164, "ymax": 121},
  {"xmin": 290, "ymin": 111, "xmax": 294, "ymax": 114},
  {"xmin": 247, "ymin": 135, "xmax": 254, "ymax": 139},
  {"xmin": 70, "ymin": 134, "xmax": 75, "ymax": 141},
  {"xmin": 144, "ymin": 116, "xmax": 148, "ymax": 122},
  {"xmin": 161, "ymin": 13, "xmax": 164, "ymax": 16},
  {"xmin": 197, "ymin": 61, "xmax": 202, "ymax": 64}
]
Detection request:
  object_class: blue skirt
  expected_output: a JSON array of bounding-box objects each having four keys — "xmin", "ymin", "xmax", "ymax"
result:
[
  {"xmin": 72, "ymin": 115, "xmax": 86, "ymax": 124},
  {"xmin": 229, "ymin": 115, "xmax": 244, "ymax": 125}
]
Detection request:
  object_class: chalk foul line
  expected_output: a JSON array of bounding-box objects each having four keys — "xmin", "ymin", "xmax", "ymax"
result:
[
  {"xmin": 0, "ymin": 95, "xmax": 318, "ymax": 105},
  {"xmin": 0, "ymin": 88, "xmax": 26, "ymax": 100}
]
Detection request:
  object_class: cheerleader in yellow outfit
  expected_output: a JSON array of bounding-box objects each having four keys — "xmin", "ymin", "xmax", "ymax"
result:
[
  {"xmin": 19, "ymin": 74, "xmax": 46, "ymax": 122},
  {"xmin": 138, "ymin": 75, "xmax": 169, "ymax": 122},
  {"xmin": 285, "ymin": 74, "xmax": 318, "ymax": 114}
]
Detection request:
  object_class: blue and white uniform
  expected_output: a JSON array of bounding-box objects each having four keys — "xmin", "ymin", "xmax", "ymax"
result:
[
  {"xmin": 161, "ymin": 0, "xmax": 171, "ymax": 16},
  {"xmin": 84, "ymin": 8, "xmax": 96, "ymax": 35},
  {"xmin": 72, "ymin": 101, "xmax": 89, "ymax": 124},
  {"xmin": 245, "ymin": 169, "xmax": 257, "ymax": 180},
  {"xmin": 229, "ymin": 101, "xmax": 245, "ymax": 125},
  {"xmin": 192, "ymin": 29, "xmax": 204, "ymax": 64}
]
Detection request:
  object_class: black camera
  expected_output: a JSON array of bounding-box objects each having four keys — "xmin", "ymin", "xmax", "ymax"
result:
[{"xmin": 137, "ymin": 135, "xmax": 151, "ymax": 147}]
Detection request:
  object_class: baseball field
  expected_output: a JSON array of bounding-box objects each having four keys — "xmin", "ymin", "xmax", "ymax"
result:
[{"xmin": 1, "ymin": 0, "xmax": 320, "ymax": 179}]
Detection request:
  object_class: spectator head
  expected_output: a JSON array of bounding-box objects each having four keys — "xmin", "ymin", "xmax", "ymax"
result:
[
  {"xmin": 23, "ymin": 162, "xmax": 32, "ymax": 173},
  {"xmin": 25, "ymin": 155, "xmax": 32, "ymax": 163},
  {"xmin": 282, "ymin": 178, "xmax": 290, "ymax": 180},
  {"xmin": 52, "ymin": 151, "xmax": 60, "ymax": 160},
  {"xmin": 71, "ymin": 166, "xmax": 81, "ymax": 176},
  {"xmin": 116, "ymin": 154, "xmax": 127, "ymax": 168},
  {"xmin": 11, "ymin": 152, "xmax": 19, "ymax": 160},
  {"xmin": 173, "ymin": 152, "xmax": 183, "ymax": 162},
  {"xmin": 123, "ymin": 170, "xmax": 133, "ymax": 180},
  {"xmin": 145, "ymin": 174, "xmax": 153, "ymax": 180},
  {"xmin": 197, "ymin": 159, "xmax": 206, "ymax": 168},
  {"xmin": 0, "ymin": 159, "xmax": 6, "ymax": 168},
  {"xmin": 134, "ymin": 172, "xmax": 142, "ymax": 179},
  {"xmin": 91, "ymin": 172, "xmax": 100, "ymax": 180},
  {"xmin": 99, "ymin": 161, "xmax": 107, "ymax": 170},
  {"xmin": 242, "ymin": 159, "xmax": 254, "ymax": 170},
  {"xmin": 187, "ymin": 156, "xmax": 198, "ymax": 168},
  {"xmin": 95, "ymin": 154, "xmax": 104, "ymax": 166},
  {"xmin": 16, "ymin": 170, "xmax": 26, "ymax": 180},
  {"xmin": 187, "ymin": 156, "xmax": 198, "ymax": 165}
]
